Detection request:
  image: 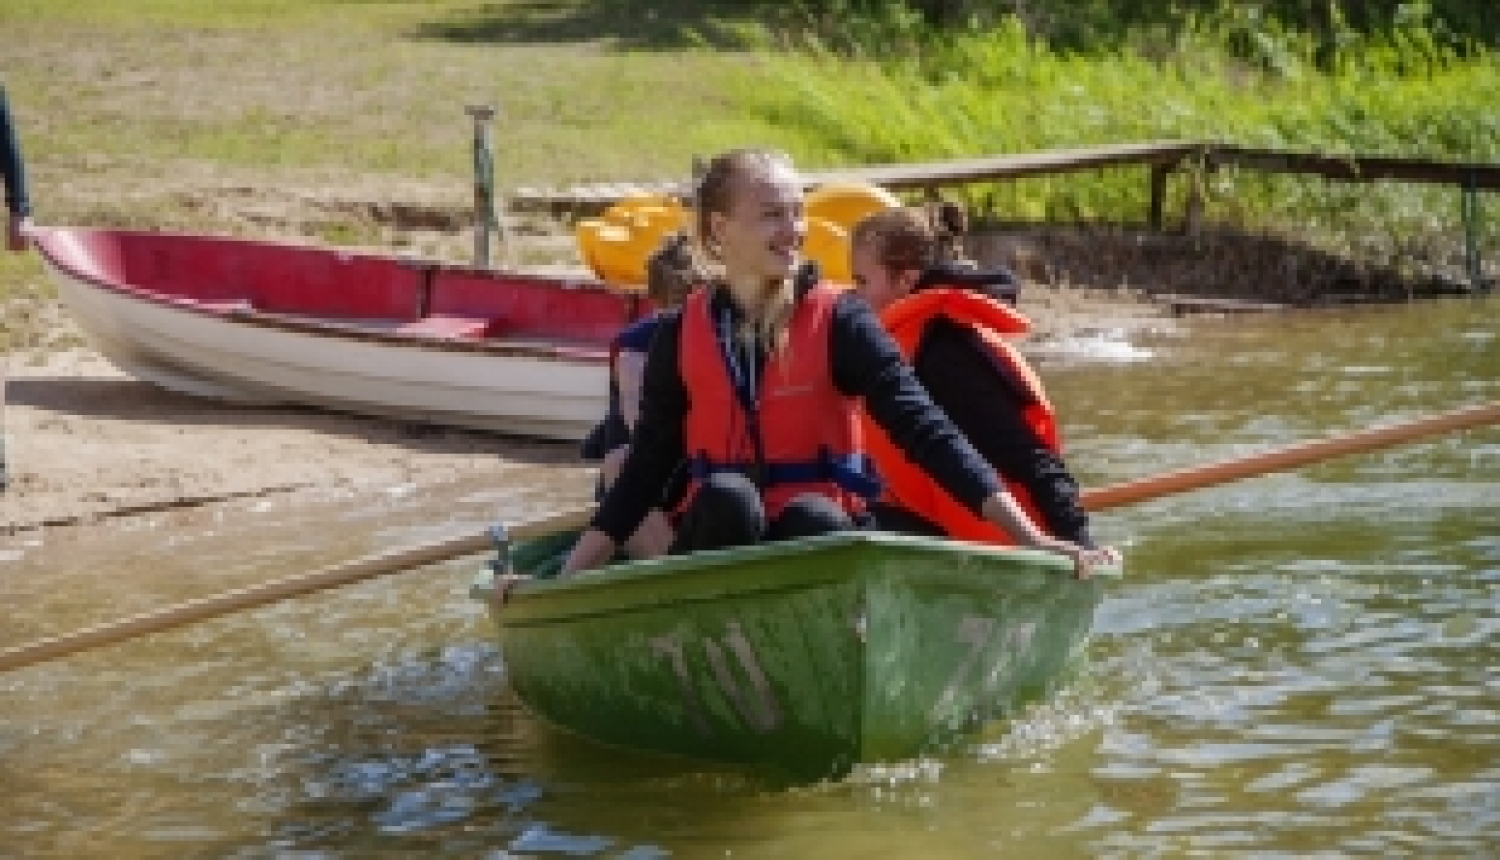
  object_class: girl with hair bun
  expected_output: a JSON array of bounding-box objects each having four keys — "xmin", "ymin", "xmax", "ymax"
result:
[{"xmin": 850, "ymin": 202, "xmax": 1113, "ymax": 557}]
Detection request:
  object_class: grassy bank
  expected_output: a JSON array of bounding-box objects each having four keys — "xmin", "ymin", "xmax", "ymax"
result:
[
  {"xmin": 0, "ymin": 0, "xmax": 798, "ymax": 342},
  {"xmin": 0, "ymin": 1, "xmax": 798, "ymax": 190},
  {"xmin": 748, "ymin": 11, "xmax": 1496, "ymax": 284},
  {"xmin": 0, "ymin": 0, "xmax": 1494, "ymax": 334}
]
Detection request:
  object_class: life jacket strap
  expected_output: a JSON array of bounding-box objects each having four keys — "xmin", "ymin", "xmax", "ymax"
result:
[{"xmin": 687, "ymin": 448, "xmax": 883, "ymax": 501}]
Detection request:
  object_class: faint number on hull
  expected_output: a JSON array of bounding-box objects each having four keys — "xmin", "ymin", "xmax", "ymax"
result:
[{"xmin": 651, "ymin": 621, "xmax": 782, "ymax": 736}]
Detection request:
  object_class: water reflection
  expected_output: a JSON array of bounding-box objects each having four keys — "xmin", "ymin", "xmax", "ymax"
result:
[
  {"xmin": 253, "ymin": 645, "xmax": 674, "ymax": 856},
  {"xmin": 0, "ymin": 296, "xmax": 1495, "ymax": 856}
]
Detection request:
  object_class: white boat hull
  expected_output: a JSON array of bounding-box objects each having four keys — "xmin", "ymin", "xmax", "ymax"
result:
[{"xmin": 43, "ymin": 256, "xmax": 609, "ymax": 442}]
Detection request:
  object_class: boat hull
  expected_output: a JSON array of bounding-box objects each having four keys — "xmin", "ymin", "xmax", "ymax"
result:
[
  {"xmin": 49, "ymin": 268, "xmax": 606, "ymax": 439},
  {"xmin": 34, "ymin": 228, "xmax": 642, "ymax": 441},
  {"xmin": 477, "ymin": 532, "xmax": 1112, "ymax": 780}
]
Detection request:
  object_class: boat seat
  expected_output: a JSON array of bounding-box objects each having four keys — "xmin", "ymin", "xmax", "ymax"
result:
[
  {"xmin": 396, "ymin": 315, "xmax": 506, "ymax": 339},
  {"xmin": 196, "ymin": 299, "xmax": 256, "ymax": 315}
]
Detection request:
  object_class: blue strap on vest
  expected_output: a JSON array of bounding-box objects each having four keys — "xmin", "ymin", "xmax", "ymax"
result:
[{"xmin": 688, "ymin": 447, "xmax": 883, "ymax": 501}]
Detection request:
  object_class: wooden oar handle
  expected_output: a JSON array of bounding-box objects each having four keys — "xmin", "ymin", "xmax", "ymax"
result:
[
  {"xmin": 1083, "ymin": 400, "xmax": 1500, "ymax": 512},
  {"xmin": 0, "ymin": 507, "xmax": 594, "ymax": 673}
]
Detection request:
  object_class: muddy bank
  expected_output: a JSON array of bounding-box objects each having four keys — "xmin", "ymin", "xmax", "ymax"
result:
[{"xmin": 970, "ymin": 222, "xmax": 1486, "ymax": 306}]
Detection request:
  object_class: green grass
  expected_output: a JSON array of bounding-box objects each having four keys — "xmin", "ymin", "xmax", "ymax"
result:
[
  {"xmin": 0, "ymin": 251, "xmax": 50, "ymax": 351},
  {"xmin": 0, "ymin": 1, "xmax": 822, "ymax": 198},
  {"xmin": 0, "ymin": 0, "xmax": 818, "ymax": 323},
  {"xmin": 0, "ymin": 0, "xmax": 469, "ymax": 30},
  {"xmin": 0, "ymin": 0, "xmax": 1494, "ymax": 311},
  {"xmin": 740, "ymin": 14, "xmax": 1498, "ymax": 277},
  {"xmin": 7, "ymin": 0, "xmax": 1490, "ymax": 213}
]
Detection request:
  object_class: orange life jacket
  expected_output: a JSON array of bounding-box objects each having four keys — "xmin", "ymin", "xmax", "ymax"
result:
[
  {"xmin": 678, "ymin": 283, "xmax": 880, "ymax": 520},
  {"xmin": 864, "ymin": 286, "xmax": 1061, "ymax": 544}
]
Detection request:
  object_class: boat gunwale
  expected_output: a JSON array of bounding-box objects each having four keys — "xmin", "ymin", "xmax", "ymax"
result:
[
  {"xmin": 486, "ymin": 531, "xmax": 1120, "ymax": 627},
  {"xmin": 33, "ymin": 225, "xmax": 638, "ymax": 365},
  {"xmin": 494, "ymin": 579, "xmax": 826, "ymax": 629}
]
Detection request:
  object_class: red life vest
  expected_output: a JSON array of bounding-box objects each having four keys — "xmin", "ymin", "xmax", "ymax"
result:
[
  {"xmin": 678, "ymin": 283, "xmax": 879, "ymax": 520},
  {"xmin": 864, "ymin": 286, "xmax": 1061, "ymax": 544}
]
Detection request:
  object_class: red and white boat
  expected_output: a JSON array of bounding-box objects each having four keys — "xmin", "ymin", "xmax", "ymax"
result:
[{"xmin": 32, "ymin": 227, "xmax": 649, "ymax": 441}]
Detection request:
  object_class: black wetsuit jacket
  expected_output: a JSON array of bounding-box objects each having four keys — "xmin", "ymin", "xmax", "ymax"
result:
[{"xmin": 908, "ymin": 264, "xmax": 1094, "ymax": 547}]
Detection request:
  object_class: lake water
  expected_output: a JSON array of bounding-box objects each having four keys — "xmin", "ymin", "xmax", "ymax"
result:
[{"xmin": 1, "ymin": 296, "xmax": 1495, "ymax": 857}]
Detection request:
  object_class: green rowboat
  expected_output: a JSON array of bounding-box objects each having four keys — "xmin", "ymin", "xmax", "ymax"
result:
[{"xmin": 472, "ymin": 530, "xmax": 1120, "ymax": 781}]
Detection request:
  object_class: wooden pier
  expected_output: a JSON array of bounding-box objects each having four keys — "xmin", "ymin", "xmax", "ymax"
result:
[
  {"xmin": 1207, "ymin": 145, "xmax": 1500, "ymax": 190},
  {"xmin": 507, "ymin": 139, "xmax": 1494, "ymax": 287}
]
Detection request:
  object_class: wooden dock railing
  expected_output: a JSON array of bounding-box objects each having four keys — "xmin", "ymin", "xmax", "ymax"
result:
[
  {"xmin": 506, "ymin": 139, "xmax": 1494, "ymax": 288},
  {"xmin": 510, "ymin": 140, "xmax": 1207, "ymax": 220}
]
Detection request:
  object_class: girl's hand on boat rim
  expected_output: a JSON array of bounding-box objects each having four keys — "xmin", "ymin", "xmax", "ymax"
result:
[
  {"xmin": 559, "ymin": 528, "xmax": 619, "ymax": 577},
  {"xmin": 1037, "ymin": 539, "xmax": 1120, "ymax": 580},
  {"xmin": 489, "ymin": 573, "xmax": 532, "ymax": 606}
]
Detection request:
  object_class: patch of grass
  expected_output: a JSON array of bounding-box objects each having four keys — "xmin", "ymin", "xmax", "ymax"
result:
[
  {"xmin": 0, "ymin": 0, "xmax": 818, "ymax": 240},
  {"xmin": 2, "ymin": 26, "xmax": 777, "ymax": 185},
  {"xmin": 0, "ymin": 0, "xmax": 447, "ymax": 30},
  {"xmin": 0, "ymin": 252, "xmax": 53, "ymax": 351},
  {"xmin": 0, "ymin": 0, "xmax": 842, "ymax": 306},
  {"xmin": 743, "ymin": 15, "xmax": 1498, "ymax": 283}
]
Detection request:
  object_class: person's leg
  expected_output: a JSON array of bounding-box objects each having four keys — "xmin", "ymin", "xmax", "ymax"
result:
[
  {"xmin": 669, "ymin": 472, "xmax": 765, "ymax": 554},
  {"xmin": 598, "ymin": 445, "xmax": 629, "ymax": 494},
  {"xmin": 765, "ymin": 493, "xmax": 853, "ymax": 542},
  {"xmin": 624, "ymin": 508, "xmax": 675, "ymax": 560},
  {"xmin": 868, "ymin": 502, "xmax": 947, "ymax": 537}
]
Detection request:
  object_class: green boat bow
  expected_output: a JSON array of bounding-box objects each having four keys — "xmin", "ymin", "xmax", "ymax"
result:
[{"xmin": 474, "ymin": 531, "xmax": 1119, "ymax": 781}]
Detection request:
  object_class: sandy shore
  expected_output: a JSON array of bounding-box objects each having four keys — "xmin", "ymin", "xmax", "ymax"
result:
[
  {"xmin": 0, "ymin": 279, "xmax": 1171, "ymax": 535},
  {"xmin": 0, "ymin": 344, "xmax": 599, "ymax": 535}
]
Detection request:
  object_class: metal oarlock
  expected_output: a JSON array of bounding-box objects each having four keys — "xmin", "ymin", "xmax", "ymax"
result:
[{"xmin": 487, "ymin": 522, "xmax": 513, "ymax": 577}]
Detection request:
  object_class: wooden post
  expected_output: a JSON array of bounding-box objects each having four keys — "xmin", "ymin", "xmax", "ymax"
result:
[
  {"xmin": 466, "ymin": 105, "xmax": 497, "ymax": 268},
  {"xmin": 1461, "ymin": 172, "xmax": 1488, "ymax": 292},
  {"xmin": 1149, "ymin": 163, "xmax": 1172, "ymax": 231},
  {"xmin": 0, "ymin": 356, "xmax": 7, "ymax": 492},
  {"xmin": 1183, "ymin": 165, "xmax": 1205, "ymax": 235}
]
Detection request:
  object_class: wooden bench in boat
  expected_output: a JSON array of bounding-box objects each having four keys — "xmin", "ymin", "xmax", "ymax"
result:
[{"xmin": 395, "ymin": 315, "xmax": 503, "ymax": 339}]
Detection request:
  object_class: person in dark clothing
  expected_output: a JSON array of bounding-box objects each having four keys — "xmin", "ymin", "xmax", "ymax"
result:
[
  {"xmin": 557, "ymin": 148, "xmax": 1114, "ymax": 580},
  {"xmin": 581, "ymin": 229, "xmax": 699, "ymax": 465},
  {"xmin": 579, "ymin": 229, "xmax": 699, "ymax": 559},
  {"xmin": 1, "ymin": 87, "xmax": 30, "ymax": 253},
  {"xmin": 1, "ymin": 86, "xmax": 31, "ymax": 494},
  {"xmin": 850, "ymin": 202, "xmax": 1110, "ymax": 554}
]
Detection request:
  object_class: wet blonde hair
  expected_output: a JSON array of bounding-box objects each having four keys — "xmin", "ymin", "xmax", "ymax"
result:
[
  {"xmin": 850, "ymin": 200, "xmax": 971, "ymax": 275},
  {"xmin": 694, "ymin": 147, "xmax": 800, "ymax": 353}
]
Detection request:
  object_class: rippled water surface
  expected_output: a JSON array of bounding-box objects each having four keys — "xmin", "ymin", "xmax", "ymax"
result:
[{"xmin": 2, "ymin": 297, "xmax": 1496, "ymax": 857}]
